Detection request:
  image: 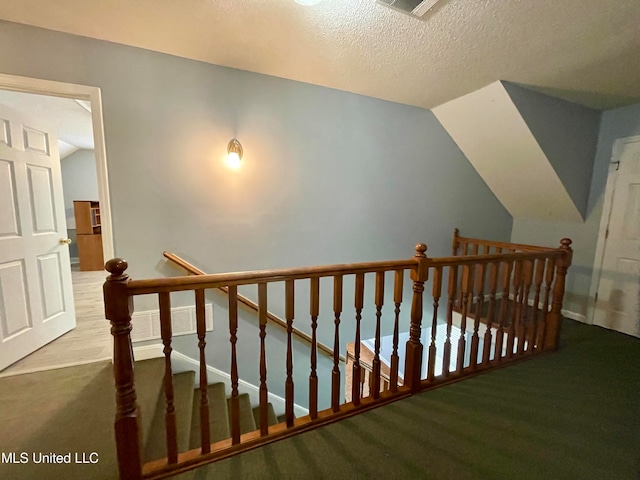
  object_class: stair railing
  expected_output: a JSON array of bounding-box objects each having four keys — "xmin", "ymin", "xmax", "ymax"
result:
[
  {"xmin": 104, "ymin": 231, "xmax": 572, "ymax": 480},
  {"xmin": 162, "ymin": 251, "xmax": 344, "ymax": 362}
]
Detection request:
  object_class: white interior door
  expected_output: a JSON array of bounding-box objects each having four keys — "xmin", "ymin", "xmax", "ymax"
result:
[
  {"xmin": 593, "ymin": 136, "xmax": 640, "ymax": 338},
  {"xmin": 0, "ymin": 103, "xmax": 76, "ymax": 370}
]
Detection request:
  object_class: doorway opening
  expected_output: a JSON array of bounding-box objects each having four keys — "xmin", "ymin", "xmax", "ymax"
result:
[
  {"xmin": 0, "ymin": 74, "xmax": 113, "ymax": 377},
  {"xmin": 589, "ymin": 135, "xmax": 640, "ymax": 338}
]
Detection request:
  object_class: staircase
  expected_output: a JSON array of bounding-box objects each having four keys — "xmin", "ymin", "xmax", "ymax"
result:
[{"xmin": 143, "ymin": 370, "xmax": 280, "ymax": 465}]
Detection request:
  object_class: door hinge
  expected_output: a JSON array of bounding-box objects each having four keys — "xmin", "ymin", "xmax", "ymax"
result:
[{"xmin": 605, "ymin": 228, "xmax": 609, "ymax": 239}]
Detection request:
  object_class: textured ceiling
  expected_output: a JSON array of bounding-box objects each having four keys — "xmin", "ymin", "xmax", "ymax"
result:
[{"xmin": 0, "ymin": 0, "xmax": 639, "ymax": 110}]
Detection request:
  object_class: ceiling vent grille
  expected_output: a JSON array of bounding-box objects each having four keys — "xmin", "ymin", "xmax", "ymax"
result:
[{"xmin": 376, "ymin": 0, "xmax": 443, "ymax": 19}]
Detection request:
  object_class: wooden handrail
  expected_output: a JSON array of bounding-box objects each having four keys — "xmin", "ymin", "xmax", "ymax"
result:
[
  {"xmin": 429, "ymin": 249, "xmax": 566, "ymax": 267},
  {"xmin": 163, "ymin": 252, "xmax": 346, "ymax": 363},
  {"xmin": 455, "ymin": 233, "xmax": 559, "ymax": 253},
  {"xmin": 128, "ymin": 258, "xmax": 417, "ymax": 295},
  {"xmin": 104, "ymin": 233, "xmax": 573, "ymax": 480}
]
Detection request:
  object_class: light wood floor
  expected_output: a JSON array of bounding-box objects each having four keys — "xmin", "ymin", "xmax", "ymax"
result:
[{"xmin": 0, "ymin": 266, "xmax": 112, "ymax": 378}]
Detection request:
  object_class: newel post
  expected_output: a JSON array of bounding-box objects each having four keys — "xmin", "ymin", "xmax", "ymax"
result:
[
  {"xmin": 404, "ymin": 243, "xmax": 428, "ymax": 393},
  {"xmin": 452, "ymin": 228, "xmax": 460, "ymax": 256},
  {"xmin": 545, "ymin": 239, "xmax": 573, "ymax": 351},
  {"xmin": 104, "ymin": 258, "xmax": 143, "ymax": 480}
]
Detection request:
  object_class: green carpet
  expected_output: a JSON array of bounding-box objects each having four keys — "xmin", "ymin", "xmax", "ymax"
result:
[
  {"xmin": 1, "ymin": 320, "xmax": 638, "ymax": 480},
  {"xmin": 178, "ymin": 320, "xmax": 640, "ymax": 480},
  {"xmin": 0, "ymin": 358, "xmax": 165, "ymax": 480}
]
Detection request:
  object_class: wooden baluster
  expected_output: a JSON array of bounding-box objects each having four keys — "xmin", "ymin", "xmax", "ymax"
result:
[
  {"xmin": 529, "ymin": 259, "xmax": 545, "ymax": 354},
  {"xmin": 104, "ymin": 259, "xmax": 142, "ymax": 480},
  {"xmin": 538, "ymin": 258, "xmax": 555, "ymax": 350},
  {"xmin": 389, "ymin": 270, "xmax": 403, "ymax": 392},
  {"xmin": 427, "ymin": 266, "xmax": 442, "ymax": 381},
  {"xmin": 404, "ymin": 244, "xmax": 428, "ymax": 392},
  {"xmin": 285, "ymin": 280, "xmax": 295, "ymax": 426},
  {"xmin": 507, "ymin": 261, "xmax": 522, "ymax": 358},
  {"xmin": 495, "ymin": 260, "xmax": 512, "ymax": 362},
  {"xmin": 331, "ymin": 276, "xmax": 342, "ymax": 412},
  {"xmin": 159, "ymin": 292, "xmax": 178, "ymax": 463},
  {"xmin": 258, "ymin": 283, "xmax": 269, "ymax": 435},
  {"xmin": 470, "ymin": 260, "xmax": 485, "ymax": 370},
  {"xmin": 545, "ymin": 239, "xmax": 573, "ymax": 350},
  {"xmin": 309, "ymin": 278, "xmax": 319, "ymax": 418},
  {"xmin": 371, "ymin": 272, "xmax": 385, "ymax": 399},
  {"xmin": 228, "ymin": 286, "xmax": 241, "ymax": 444},
  {"xmin": 482, "ymin": 262, "xmax": 498, "ymax": 366},
  {"xmin": 457, "ymin": 242, "xmax": 468, "ymax": 307},
  {"xmin": 456, "ymin": 265, "xmax": 472, "ymax": 375},
  {"xmin": 352, "ymin": 273, "xmax": 365, "ymax": 406},
  {"xmin": 195, "ymin": 289, "xmax": 210, "ymax": 453},
  {"xmin": 517, "ymin": 260, "xmax": 533, "ymax": 354},
  {"xmin": 444, "ymin": 264, "xmax": 458, "ymax": 376}
]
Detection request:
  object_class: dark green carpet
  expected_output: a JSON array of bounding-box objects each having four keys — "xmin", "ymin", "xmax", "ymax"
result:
[
  {"xmin": 0, "ymin": 358, "xmax": 165, "ymax": 480},
  {"xmin": 0, "ymin": 320, "xmax": 638, "ymax": 480},
  {"xmin": 179, "ymin": 320, "xmax": 640, "ymax": 480}
]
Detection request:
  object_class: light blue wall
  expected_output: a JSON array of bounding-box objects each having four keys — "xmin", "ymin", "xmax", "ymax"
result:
[
  {"xmin": 61, "ymin": 148, "xmax": 98, "ymax": 229},
  {"xmin": 503, "ymin": 82, "xmax": 600, "ymax": 218},
  {"xmin": 511, "ymin": 102, "xmax": 640, "ymax": 317},
  {"xmin": 0, "ymin": 21, "xmax": 512, "ymax": 404}
]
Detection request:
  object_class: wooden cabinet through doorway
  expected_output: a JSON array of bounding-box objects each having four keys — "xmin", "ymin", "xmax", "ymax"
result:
[{"xmin": 73, "ymin": 200, "xmax": 104, "ymax": 271}]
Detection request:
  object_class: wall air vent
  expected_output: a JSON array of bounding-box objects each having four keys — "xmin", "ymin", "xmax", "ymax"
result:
[{"xmin": 376, "ymin": 0, "xmax": 443, "ymax": 19}]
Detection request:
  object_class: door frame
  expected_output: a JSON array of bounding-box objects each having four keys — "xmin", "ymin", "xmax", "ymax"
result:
[
  {"xmin": 0, "ymin": 73, "xmax": 114, "ymax": 261},
  {"xmin": 588, "ymin": 134, "xmax": 640, "ymax": 324}
]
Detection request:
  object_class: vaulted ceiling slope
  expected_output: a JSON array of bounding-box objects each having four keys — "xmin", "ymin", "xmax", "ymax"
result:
[
  {"xmin": 0, "ymin": 0, "xmax": 638, "ymax": 111},
  {"xmin": 433, "ymin": 81, "xmax": 600, "ymax": 222}
]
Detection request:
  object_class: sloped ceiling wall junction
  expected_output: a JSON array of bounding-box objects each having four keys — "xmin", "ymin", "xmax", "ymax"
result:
[{"xmin": 433, "ymin": 81, "xmax": 600, "ymax": 222}]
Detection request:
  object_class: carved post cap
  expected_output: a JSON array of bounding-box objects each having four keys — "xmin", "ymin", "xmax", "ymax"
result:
[
  {"xmin": 415, "ymin": 243, "xmax": 427, "ymax": 258},
  {"xmin": 105, "ymin": 258, "xmax": 129, "ymax": 279},
  {"xmin": 560, "ymin": 238, "xmax": 572, "ymax": 249},
  {"xmin": 454, "ymin": 228, "xmax": 459, "ymax": 236}
]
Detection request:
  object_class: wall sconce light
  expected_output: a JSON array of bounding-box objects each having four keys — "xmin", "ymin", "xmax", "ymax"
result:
[{"xmin": 226, "ymin": 138, "xmax": 243, "ymax": 169}]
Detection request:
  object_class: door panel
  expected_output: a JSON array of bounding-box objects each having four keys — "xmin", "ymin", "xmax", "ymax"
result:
[
  {"xmin": 0, "ymin": 260, "xmax": 31, "ymax": 338},
  {"xmin": 595, "ymin": 137, "xmax": 640, "ymax": 337},
  {"xmin": 27, "ymin": 164, "xmax": 57, "ymax": 233},
  {"xmin": 23, "ymin": 126, "xmax": 50, "ymax": 155},
  {"xmin": 37, "ymin": 253, "xmax": 65, "ymax": 320},
  {"xmin": 0, "ymin": 103, "xmax": 75, "ymax": 370},
  {"xmin": 0, "ymin": 160, "xmax": 20, "ymax": 236}
]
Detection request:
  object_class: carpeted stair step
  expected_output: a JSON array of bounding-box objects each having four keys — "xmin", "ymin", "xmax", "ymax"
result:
[
  {"xmin": 136, "ymin": 358, "xmax": 172, "ymax": 450},
  {"xmin": 252, "ymin": 402, "xmax": 278, "ymax": 430},
  {"xmin": 145, "ymin": 370, "xmax": 196, "ymax": 461},
  {"xmin": 227, "ymin": 393, "xmax": 257, "ymax": 434},
  {"xmin": 189, "ymin": 382, "xmax": 230, "ymax": 449},
  {"xmin": 276, "ymin": 412, "xmax": 291, "ymax": 424},
  {"xmin": 0, "ymin": 358, "xmax": 166, "ymax": 480}
]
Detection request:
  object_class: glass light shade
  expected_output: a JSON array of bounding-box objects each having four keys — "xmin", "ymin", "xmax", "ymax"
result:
[
  {"xmin": 226, "ymin": 151, "xmax": 241, "ymax": 169},
  {"xmin": 226, "ymin": 138, "xmax": 243, "ymax": 169}
]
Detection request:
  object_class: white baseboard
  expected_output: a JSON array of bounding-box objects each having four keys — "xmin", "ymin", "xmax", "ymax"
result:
[
  {"xmin": 561, "ymin": 309, "xmax": 587, "ymax": 323},
  {"xmin": 168, "ymin": 351, "xmax": 309, "ymax": 418}
]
